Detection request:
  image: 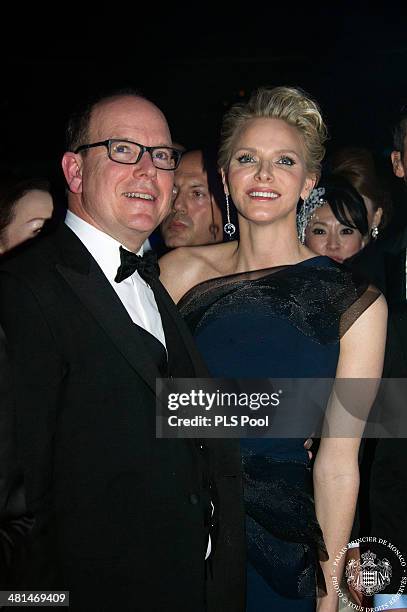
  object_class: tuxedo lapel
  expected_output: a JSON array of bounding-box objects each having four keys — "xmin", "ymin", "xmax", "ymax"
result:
[
  {"xmin": 55, "ymin": 227, "xmax": 162, "ymax": 393},
  {"xmin": 150, "ymin": 278, "xmax": 202, "ymax": 378}
]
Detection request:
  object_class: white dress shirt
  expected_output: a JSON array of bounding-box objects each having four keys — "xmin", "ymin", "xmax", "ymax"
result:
[
  {"xmin": 65, "ymin": 211, "xmax": 211, "ymax": 559},
  {"xmin": 65, "ymin": 211, "xmax": 166, "ymax": 348}
]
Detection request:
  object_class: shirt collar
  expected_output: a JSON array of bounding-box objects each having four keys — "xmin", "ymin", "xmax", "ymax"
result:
[{"xmin": 65, "ymin": 210, "xmax": 143, "ymax": 282}]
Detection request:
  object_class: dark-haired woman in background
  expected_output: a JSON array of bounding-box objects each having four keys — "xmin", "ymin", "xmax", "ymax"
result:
[
  {"xmin": 329, "ymin": 147, "xmax": 393, "ymax": 293},
  {"xmin": 0, "ymin": 173, "xmax": 53, "ymax": 588},
  {"xmin": 0, "ymin": 175, "xmax": 54, "ymax": 255},
  {"xmin": 303, "ymin": 176, "xmax": 369, "ymax": 263}
]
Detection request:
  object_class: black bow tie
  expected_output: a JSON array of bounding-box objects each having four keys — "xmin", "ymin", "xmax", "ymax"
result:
[{"xmin": 115, "ymin": 247, "xmax": 160, "ymax": 284}]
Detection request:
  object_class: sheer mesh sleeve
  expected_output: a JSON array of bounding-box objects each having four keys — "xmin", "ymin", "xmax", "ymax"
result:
[{"xmin": 339, "ymin": 282, "xmax": 381, "ymax": 338}]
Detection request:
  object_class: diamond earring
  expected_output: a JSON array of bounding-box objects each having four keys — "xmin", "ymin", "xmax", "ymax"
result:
[{"xmin": 223, "ymin": 193, "xmax": 236, "ymax": 238}]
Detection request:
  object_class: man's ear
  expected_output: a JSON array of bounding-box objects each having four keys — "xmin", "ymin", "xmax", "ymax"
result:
[
  {"xmin": 391, "ymin": 151, "xmax": 406, "ymax": 178},
  {"xmin": 62, "ymin": 152, "xmax": 84, "ymax": 193},
  {"xmin": 300, "ymin": 174, "xmax": 317, "ymax": 201}
]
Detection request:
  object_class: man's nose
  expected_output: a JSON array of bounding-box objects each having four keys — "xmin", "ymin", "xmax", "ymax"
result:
[
  {"xmin": 172, "ymin": 192, "xmax": 187, "ymax": 213},
  {"xmin": 132, "ymin": 150, "xmax": 157, "ymax": 177}
]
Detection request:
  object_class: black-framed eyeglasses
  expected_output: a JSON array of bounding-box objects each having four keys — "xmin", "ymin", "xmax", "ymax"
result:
[{"xmin": 74, "ymin": 139, "xmax": 182, "ymax": 171}]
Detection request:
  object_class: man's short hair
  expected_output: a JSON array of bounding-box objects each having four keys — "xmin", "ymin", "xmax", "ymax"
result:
[{"xmin": 65, "ymin": 87, "xmax": 146, "ymax": 152}]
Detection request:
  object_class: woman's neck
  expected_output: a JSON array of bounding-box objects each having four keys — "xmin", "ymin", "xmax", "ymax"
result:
[{"xmin": 233, "ymin": 218, "xmax": 314, "ymax": 273}]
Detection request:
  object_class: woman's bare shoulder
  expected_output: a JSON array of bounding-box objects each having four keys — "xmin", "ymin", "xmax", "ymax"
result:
[{"xmin": 159, "ymin": 242, "xmax": 236, "ymax": 303}]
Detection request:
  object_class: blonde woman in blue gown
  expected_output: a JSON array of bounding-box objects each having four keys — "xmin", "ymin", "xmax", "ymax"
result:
[{"xmin": 160, "ymin": 87, "xmax": 387, "ymax": 611}]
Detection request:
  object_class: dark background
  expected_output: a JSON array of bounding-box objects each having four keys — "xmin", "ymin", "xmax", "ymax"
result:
[{"xmin": 1, "ymin": 4, "xmax": 406, "ymax": 220}]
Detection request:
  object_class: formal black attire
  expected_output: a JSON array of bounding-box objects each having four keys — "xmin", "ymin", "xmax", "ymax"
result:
[{"xmin": 0, "ymin": 224, "xmax": 244, "ymax": 612}]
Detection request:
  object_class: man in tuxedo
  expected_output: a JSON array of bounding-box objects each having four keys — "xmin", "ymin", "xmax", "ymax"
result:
[{"xmin": 0, "ymin": 91, "xmax": 244, "ymax": 611}]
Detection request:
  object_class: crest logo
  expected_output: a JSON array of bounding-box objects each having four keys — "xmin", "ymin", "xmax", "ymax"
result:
[{"xmin": 346, "ymin": 550, "xmax": 392, "ymax": 596}]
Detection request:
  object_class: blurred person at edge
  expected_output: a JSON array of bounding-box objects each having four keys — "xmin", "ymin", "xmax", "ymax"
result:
[
  {"xmin": 0, "ymin": 174, "xmax": 53, "ymax": 254},
  {"xmin": 367, "ymin": 106, "xmax": 407, "ymax": 612},
  {"xmin": 160, "ymin": 149, "xmax": 224, "ymax": 249},
  {"xmin": 330, "ymin": 113, "xmax": 407, "ymax": 612},
  {"xmin": 303, "ymin": 176, "xmax": 369, "ymax": 264},
  {"xmin": 0, "ymin": 174, "xmax": 53, "ymax": 594},
  {"xmin": 381, "ymin": 105, "xmax": 407, "ymax": 302},
  {"xmin": 346, "ymin": 108, "xmax": 407, "ymax": 300}
]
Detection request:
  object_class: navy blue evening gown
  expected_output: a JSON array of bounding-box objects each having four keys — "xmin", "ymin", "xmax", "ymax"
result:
[{"xmin": 178, "ymin": 256, "xmax": 379, "ymax": 611}]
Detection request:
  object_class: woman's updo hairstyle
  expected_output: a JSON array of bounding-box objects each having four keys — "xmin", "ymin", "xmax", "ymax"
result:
[{"xmin": 218, "ymin": 86, "xmax": 328, "ymax": 177}]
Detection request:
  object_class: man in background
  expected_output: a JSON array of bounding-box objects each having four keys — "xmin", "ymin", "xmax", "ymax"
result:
[{"xmin": 160, "ymin": 149, "xmax": 224, "ymax": 248}]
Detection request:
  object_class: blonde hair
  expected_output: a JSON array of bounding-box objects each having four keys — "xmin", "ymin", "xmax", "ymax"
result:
[{"xmin": 218, "ymin": 86, "xmax": 328, "ymax": 177}]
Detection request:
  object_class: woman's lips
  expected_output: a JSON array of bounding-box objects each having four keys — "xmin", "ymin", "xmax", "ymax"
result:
[{"xmin": 247, "ymin": 189, "xmax": 280, "ymax": 200}]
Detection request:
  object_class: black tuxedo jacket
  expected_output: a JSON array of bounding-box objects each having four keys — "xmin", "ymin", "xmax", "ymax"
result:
[{"xmin": 0, "ymin": 224, "xmax": 245, "ymax": 612}]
